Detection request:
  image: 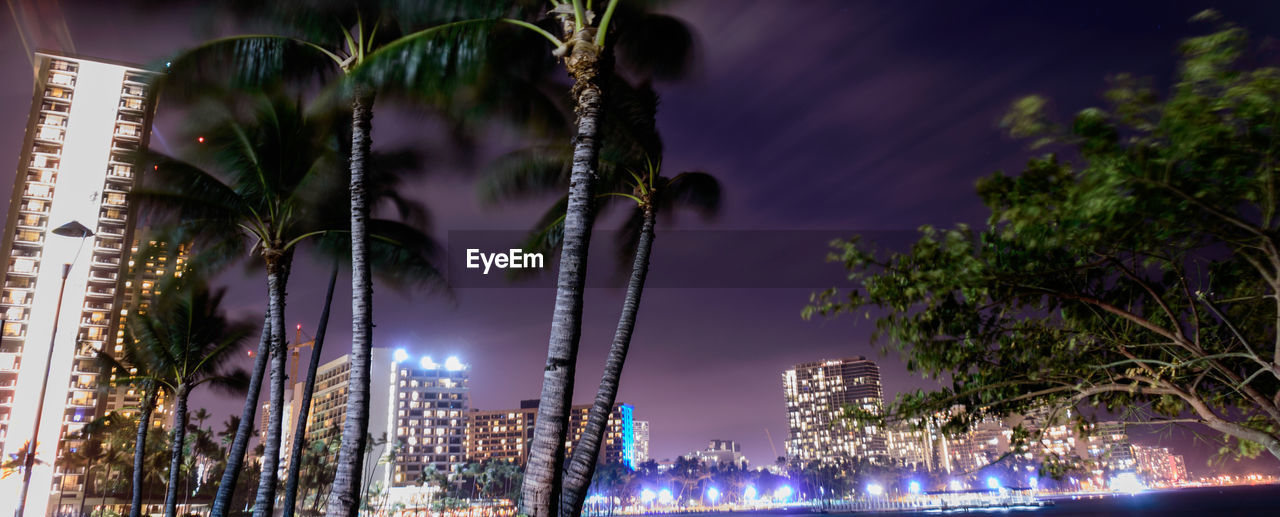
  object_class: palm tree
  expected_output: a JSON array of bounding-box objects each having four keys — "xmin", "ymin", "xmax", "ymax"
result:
[
  {"xmin": 133, "ymin": 91, "xmax": 346, "ymax": 517},
  {"xmin": 560, "ymin": 161, "xmax": 719, "ymax": 515},
  {"xmin": 157, "ymin": 6, "xmax": 502, "ymax": 515},
  {"xmin": 105, "ymin": 277, "xmax": 253, "ymax": 517}
]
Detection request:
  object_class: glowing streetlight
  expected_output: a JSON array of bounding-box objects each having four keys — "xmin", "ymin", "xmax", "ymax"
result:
[
  {"xmin": 706, "ymin": 487, "xmax": 720, "ymax": 504},
  {"xmin": 744, "ymin": 486, "xmax": 758, "ymax": 501},
  {"xmin": 639, "ymin": 489, "xmax": 656, "ymax": 505},
  {"xmin": 866, "ymin": 483, "xmax": 883, "ymax": 497},
  {"xmin": 657, "ymin": 489, "xmax": 674, "ymax": 505},
  {"xmin": 774, "ymin": 485, "xmax": 793, "ymax": 501},
  {"xmin": 1029, "ymin": 477, "xmax": 1039, "ymax": 489},
  {"xmin": 908, "ymin": 481, "xmax": 921, "ymax": 495},
  {"xmin": 986, "ymin": 477, "xmax": 1001, "ymax": 490}
]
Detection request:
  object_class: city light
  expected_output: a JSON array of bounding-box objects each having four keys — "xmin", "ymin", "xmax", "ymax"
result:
[
  {"xmin": 743, "ymin": 486, "xmax": 758, "ymax": 501},
  {"xmin": 445, "ymin": 356, "xmax": 465, "ymax": 371},
  {"xmin": 866, "ymin": 483, "xmax": 884, "ymax": 496},
  {"xmin": 658, "ymin": 489, "xmax": 674, "ymax": 505},
  {"xmin": 986, "ymin": 477, "xmax": 1000, "ymax": 490},
  {"xmin": 949, "ymin": 479, "xmax": 965, "ymax": 491},
  {"xmin": 706, "ymin": 487, "xmax": 720, "ymax": 503},
  {"xmin": 1110, "ymin": 472, "xmax": 1145, "ymax": 493},
  {"xmin": 1029, "ymin": 477, "xmax": 1038, "ymax": 489},
  {"xmin": 908, "ymin": 481, "xmax": 921, "ymax": 495},
  {"xmin": 639, "ymin": 489, "xmax": 656, "ymax": 504},
  {"xmin": 420, "ymin": 356, "xmax": 438, "ymax": 369},
  {"xmin": 393, "ymin": 349, "xmax": 409, "ymax": 363},
  {"xmin": 774, "ymin": 485, "xmax": 792, "ymax": 501}
]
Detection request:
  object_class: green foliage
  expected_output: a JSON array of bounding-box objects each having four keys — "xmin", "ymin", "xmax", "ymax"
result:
[{"xmin": 806, "ymin": 15, "xmax": 1280, "ymax": 462}]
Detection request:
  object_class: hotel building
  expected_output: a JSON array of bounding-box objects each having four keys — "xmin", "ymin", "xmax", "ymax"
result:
[
  {"xmin": 633, "ymin": 420, "xmax": 649, "ymax": 465},
  {"xmin": 387, "ymin": 355, "xmax": 470, "ymax": 485},
  {"xmin": 100, "ymin": 236, "xmax": 187, "ymax": 425},
  {"xmin": 465, "ymin": 400, "xmax": 635, "ymax": 468},
  {"xmin": 1132, "ymin": 444, "xmax": 1187, "ymax": 485},
  {"xmin": 783, "ymin": 357, "xmax": 887, "ymax": 464},
  {"xmin": 0, "ymin": 51, "xmax": 155, "ymax": 517}
]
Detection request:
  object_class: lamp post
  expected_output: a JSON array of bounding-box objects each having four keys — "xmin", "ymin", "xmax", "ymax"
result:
[{"xmin": 16, "ymin": 221, "xmax": 94, "ymax": 517}]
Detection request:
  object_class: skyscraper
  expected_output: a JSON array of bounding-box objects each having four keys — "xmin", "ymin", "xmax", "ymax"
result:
[
  {"xmin": 782, "ymin": 357, "xmax": 887, "ymax": 464},
  {"xmin": 0, "ymin": 51, "xmax": 155, "ymax": 517},
  {"xmin": 388, "ymin": 355, "xmax": 470, "ymax": 486},
  {"xmin": 633, "ymin": 420, "xmax": 650, "ymax": 465}
]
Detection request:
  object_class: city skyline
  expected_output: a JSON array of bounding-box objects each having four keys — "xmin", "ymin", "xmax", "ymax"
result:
[{"xmin": 2, "ymin": 0, "xmax": 1279, "ymax": 486}]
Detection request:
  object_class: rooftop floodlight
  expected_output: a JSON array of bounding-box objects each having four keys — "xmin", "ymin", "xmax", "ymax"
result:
[
  {"xmin": 445, "ymin": 356, "xmax": 465, "ymax": 371},
  {"xmin": 52, "ymin": 220, "xmax": 93, "ymax": 238},
  {"xmin": 393, "ymin": 349, "xmax": 409, "ymax": 363},
  {"xmin": 420, "ymin": 356, "xmax": 438, "ymax": 369}
]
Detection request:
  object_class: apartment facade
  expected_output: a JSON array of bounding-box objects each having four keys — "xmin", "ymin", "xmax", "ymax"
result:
[
  {"xmin": 465, "ymin": 400, "xmax": 636, "ymax": 468},
  {"xmin": 633, "ymin": 420, "xmax": 650, "ymax": 465},
  {"xmin": 783, "ymin": 357, "xmax": 887, "ymax": 464},
  {"xmin": 388, "ymin": 356, "xmax": 470, "ymax": 486},
  {"xmin": 0, "ymin": 51, "xmax": 155, "ymax": 517}
]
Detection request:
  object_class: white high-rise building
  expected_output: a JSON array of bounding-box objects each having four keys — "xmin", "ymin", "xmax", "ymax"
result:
[
  {"xmin": 0, "ymin": 51, "xmax": 155, "ymax": 517},
  {"xmin": 633, "ymin": 420, "xmax": 649, "ymax": 465}
]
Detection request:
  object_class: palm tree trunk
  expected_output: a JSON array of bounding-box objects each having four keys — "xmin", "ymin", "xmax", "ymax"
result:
[
  {"xmin": 209, "ymin": 316, "xmax": 272, "ymax": 517},
  {"xmin": 254, "ymin": 256, "xmax": 291, "ymax": 517},
  {"xmin": 163, "ymin": 385, "xmax": 191, "ymax": 517},
  {"xmin": 282, "ymin": 264, "xmax": 339, "ymax": 517},
  {"xmin": 520, "ymin": 30, "xmax": 606, "ymax": 517},
  {"xmin": 560, "ymin": 207, "xmax": 655, "ymax": 517},
  {"xmin": 130, "ymin": 387, "xmax": 159, "ymax": 517},
  {"xmin": 325, "ymin": 87, "xmax": 375, "ymax": 517}
]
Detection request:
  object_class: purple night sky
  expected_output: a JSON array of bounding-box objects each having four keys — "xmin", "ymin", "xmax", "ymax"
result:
[{"xmin": 3, "ymin": 0, "xmax": 1280, "ymax": 476}]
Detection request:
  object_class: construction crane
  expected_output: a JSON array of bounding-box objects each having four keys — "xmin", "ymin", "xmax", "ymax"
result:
[
  {"xmin": 290, "ymin": 324, "xmax": 315, "ymax": 384},
  {"xmin": 246, "ymin": 323, "xmax": 316, "ymax": 387}
]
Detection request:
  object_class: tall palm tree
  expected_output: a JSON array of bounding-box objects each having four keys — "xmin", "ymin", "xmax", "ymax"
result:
[
  {"xmin": 481, "ymin": 78, "xmax": 713, "ymax": 516},
  {"xmin": 107, "ymin": 277, "xmax": 253, "ymax": 517},
  {"xmin": 133, "ymin": 91, "xmax": 346, "ymax": 517},
  {"xmin": 560, "ymin": 161, "xmax": 718, "ymax": 515}
]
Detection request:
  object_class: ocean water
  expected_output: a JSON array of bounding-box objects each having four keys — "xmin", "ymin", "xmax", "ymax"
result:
[{"xmin": 670, "ymin": 484, "xmax": 1280, "ymax": 517}]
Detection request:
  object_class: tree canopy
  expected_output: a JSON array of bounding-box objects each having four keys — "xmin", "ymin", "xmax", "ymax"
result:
[{"xmin": 805, "ymin": 14, "xmax": 1280, "ymax": 463}]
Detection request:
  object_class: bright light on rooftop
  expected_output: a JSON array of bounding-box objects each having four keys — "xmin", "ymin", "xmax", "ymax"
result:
[
  {"xmin": 393, "ymin": 349, "xmax": 409, "ymax": 363},
  {"xmin": 445, "ymin": 356, "xmax": 465, "ymax": 371},
  {"xmin": 420, "ymin": 356, "xmax": 438, "ymax": 369}
]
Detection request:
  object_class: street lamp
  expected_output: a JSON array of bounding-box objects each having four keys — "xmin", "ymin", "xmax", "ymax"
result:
[{"xmin": 16, "ymin": 221, "xmax": 93, "ymax": 517}]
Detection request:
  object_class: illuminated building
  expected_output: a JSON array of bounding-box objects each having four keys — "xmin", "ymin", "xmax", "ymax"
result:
[
  {"xmin": 886, "ymin": 419, "xmax": 946, "ymax": 472},
  {"xmin": 1085, "ymin": 421, "xmax": 1135, "ymax": 473},
  {"xmin": 687, "ymin": 439, "xmax": 747, "ymax": 467},
  {"xmin": 1132, "ymin": 445, "xmax": 1187, "ymax": 485},
  {"xmin": 301, "ymin": 348, "xmax": 394, "ymax": 480},
  {"xmin": 388, "ymin": 354, "xmax": 470, "ymax": 485},
  {"xmin": 465, "ymin": 400, "xmax": 635, "ymax": 468},
  {"xmin": 0, "ymin": 51, "xmax": 155, "ymax": 517},
  {"xmin": 944, "ymin": 418, "xmax": 1012, "ymax": 474},
  {"xmin": 782, "ymin": 357, "xmax": 887, "ymax": 464},
  {"xmin": 633, "ymin": 420, "xmax": 649, "ymax": 464},
  {"xmin": 100, "ymin": 236, "xmax": 188, "ymax": 425}
]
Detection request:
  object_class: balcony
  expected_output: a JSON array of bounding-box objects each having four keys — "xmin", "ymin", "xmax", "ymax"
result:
[
  {"xmin": 33, "ymin": 128, "xmax": 64, "ymax": 143},
  {"xmin": 121, "ymin": 85, "xmax": 146, "ymax": 98},
  {"xmin": 43, "ymin": 88, "xmax": 72, "ymax": 102},
  {"xmin": 13, "ymin": 233, "xmax": 44, "ymax": 246},
  {"xmin": 6, "ymin": 265, "xmax": 37, "ymax": 277},
  {"xmin": 26, "ymin": 171, "xmax": 56, "ymax": 185},
  {"xmin": 85, "ymin": 287, "xmax": 115, "ymax": 299},
  {"xmin": 96, "ymin": 225, "xmax": 124, "ymax": 238},
  {"xmin": 87, "ymin": 270, "xmax": 118, "ymax": 283},
  {"xmin": 47, "ymin": 73, "xmax": 75, "ymax": 87},
  {"xmin": 50, "ymin": 61, "xmax": 77, "ymax": 73},
  {"xmin": 40, "ymin": 102, "xmax": 69, "ymax": 114},
  {"xmin": 19, "ymin": 202, "xmax": 48, "ymax": 215},
  {"xmin": 98, "ymin": 210, "xmax": 125, "ymax": 223},
  {"xmin": 107, "ymin": 165, "xmax": 133, "ymax": 179},
  {"xmin": 118, "ymin": 98, "xmax": 144, "ymax": 112},
  {"xmin": 15, "ymin": 216, "xmax": 45, "ymax": 230},
  {"xmin": 79, "ymin": 317, "xmax": 108, "ymax": 328},
  {"xmin": 90, "ymin": 255, "xmax": 120, "ymax": 268},
  {"xmin": 100, "ymin": 196, "xmax": 127, "ymax": 208}
]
